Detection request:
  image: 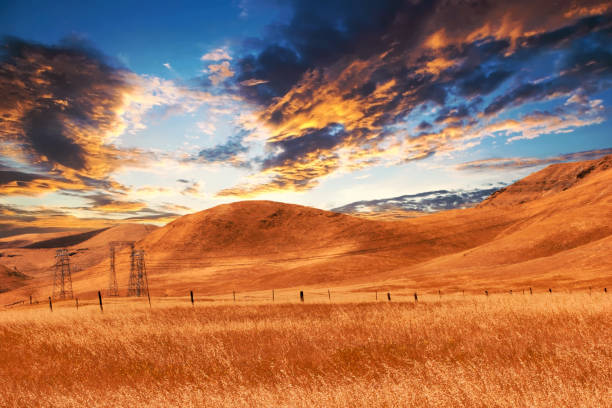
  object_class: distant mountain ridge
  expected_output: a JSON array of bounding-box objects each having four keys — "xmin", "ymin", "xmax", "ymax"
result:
[{"xmin": 332, "ymin": 186, "xmax": 504, "ymax": 215}]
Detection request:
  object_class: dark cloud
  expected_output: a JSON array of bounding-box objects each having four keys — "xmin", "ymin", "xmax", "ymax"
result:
[
  {"xmin": 235, "ymin": 0, "xmax": 437, "ymax": 105},
  {"xmin": 219, "ymin": 1, "xmax": 612, "ymax": 196},
  {"xmin": 457, "ymin": 69, "xmax": 512, "ymax": 98},
  {"xmin": 197, "ymin": 132, "xmax": 249, "ymax": 166},
  {"xmin": 0, "ymin": 37, "xmax": 145, "ymax": 196},
  {"xmin": 434, "ymin": 105, "xmax": 471, "ymax": 123},
  {"xmin": 0, "ymin": 169, "xmax": 38, "ymax": 185},
  {"xmin": 262, "ymin": 124, "xmax": 348, "ymax": 169}
]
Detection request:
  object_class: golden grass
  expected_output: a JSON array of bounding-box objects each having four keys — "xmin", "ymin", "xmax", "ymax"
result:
[{"xmin": 1, "ymin": 293, "xmax": 610, "ymax": 407}]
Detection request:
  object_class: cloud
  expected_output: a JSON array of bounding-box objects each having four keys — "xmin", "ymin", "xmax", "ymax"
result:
[
  {"xmin": 180, "ymin": 181, "xmax": 203, "ymax": 197},
  {"xmin": 0, "ymin": 37, "xmax": 234, "ymax": 202},
  {"xmin": 456, "ymin": 148, "xmax": 612, "ymax": 172},
  {"xmin": 206, "ymin": 61, "xmax": 235, "ymax": 86},
  {"xmin": 215, "ymin": 0, "xmax": 612, "ymax": 196},
  {"xmin": 240, "ymin": 78, "xmax": 269, "ymax": 86},
  {"xmin": 201, "ymin": 47, "xmax": 232, "ymax": 61},
  {"xmin": 196, "ymin": 131, "xmax": 250, "ymax": 167}
]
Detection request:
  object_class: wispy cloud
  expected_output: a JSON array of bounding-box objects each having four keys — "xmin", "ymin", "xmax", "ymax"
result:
[{"xmin": 456, "ymin": 148, "xmax": 612, "ymax": 172}]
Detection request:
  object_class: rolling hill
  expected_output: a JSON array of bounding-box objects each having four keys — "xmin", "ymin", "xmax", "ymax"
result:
[{"xmin": 1, "ymin": 155, "xmax": 610, "ymax": 302}]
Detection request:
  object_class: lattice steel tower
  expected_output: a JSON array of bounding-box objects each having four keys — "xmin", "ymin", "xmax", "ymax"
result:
[
  {"xmin": 53, "ymin": 249, "xmax": 73, "ymax": 299},
  {"xmin": 127, "ymin": 249, "xmax": 149, "ymax": 297},
  {"xmin": 108, "ymin": 241, "xmax": 135, "ymax": 296}
]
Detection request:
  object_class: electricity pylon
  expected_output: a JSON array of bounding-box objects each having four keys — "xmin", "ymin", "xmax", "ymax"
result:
[
  {"xmin": 127, "ymin": 249, "xmax": 149, "ymax": 297},
  {"xmin": 53, "ymin": 249, "xmax": 73, "ymax": 300},
  {"xmin": 108, "ymin": 241, "xmax": 134, "ymax": 296}
]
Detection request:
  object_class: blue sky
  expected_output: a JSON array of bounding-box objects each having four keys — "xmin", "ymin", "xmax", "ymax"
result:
[{"xmin": 0, "ymin": 0, "xmax": 611, "ymax": 234}]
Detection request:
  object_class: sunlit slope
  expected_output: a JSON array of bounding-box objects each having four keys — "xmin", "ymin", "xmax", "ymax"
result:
[
  {"xmin": 2, "ymin": 155, "xmax": 610, "ymax": 302},
  {"xmin": 136, "ymin": 155, "xmax": 611, "ymax": 294}
]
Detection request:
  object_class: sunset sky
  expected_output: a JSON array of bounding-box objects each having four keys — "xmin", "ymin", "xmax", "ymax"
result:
[{"xmin": 1, "ymin": 0, "xmax": 611, "ymax": 236}]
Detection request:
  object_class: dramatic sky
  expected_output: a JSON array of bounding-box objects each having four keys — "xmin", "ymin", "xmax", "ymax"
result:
[{"xmin": 1, "ymin": 0, "xmax": 611, "ymax": 236}]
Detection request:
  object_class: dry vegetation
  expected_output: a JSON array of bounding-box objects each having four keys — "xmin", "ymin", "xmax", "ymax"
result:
[{"xmin": 1, "ymin": 293, "xmax": 610, "ymax": 407}]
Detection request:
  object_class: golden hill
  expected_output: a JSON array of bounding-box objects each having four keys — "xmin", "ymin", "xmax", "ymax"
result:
[{"xmin": 1, "ymin": 155, "xmax": 610, "ymax": 302}]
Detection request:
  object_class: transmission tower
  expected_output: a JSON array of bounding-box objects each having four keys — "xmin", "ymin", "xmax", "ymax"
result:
[
  {"xmin": 127, "ymin": 249, "xmax": 149, "ymax": 297},
  {"xmin": 108, "ymin": 241, "xmax": 134, "ymax": 296},
  {"xmin": 53, "ymin": 249, "xmax": 73, "ymax": 300}
]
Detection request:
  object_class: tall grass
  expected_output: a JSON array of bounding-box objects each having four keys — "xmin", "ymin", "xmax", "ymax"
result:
[{"xmin": 0, "ymin": 294, "xmax": 610, "ymax": 407}]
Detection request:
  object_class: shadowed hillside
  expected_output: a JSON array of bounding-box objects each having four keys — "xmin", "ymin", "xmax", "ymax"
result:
[
  {"xmin": 0, "ymin": 264, "xmax": 29, "ymax": 294},
  {"xmin": 24, "ymin": 228, "xmax": 109, "ymax": 249}
]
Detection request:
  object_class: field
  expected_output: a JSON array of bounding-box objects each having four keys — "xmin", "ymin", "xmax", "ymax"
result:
[{"xmin": 1, "ymin": 292, "xmax": 610, "ymax": 407}]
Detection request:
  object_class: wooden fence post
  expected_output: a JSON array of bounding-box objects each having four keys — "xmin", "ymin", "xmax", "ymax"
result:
[
  {"xmin": 485, "ymin": 290, "xmax": 488, "ymax": 297},
  {"xmin": 272, "ymin": 289, "xmax": 275, "ymax": 302},
  {"xmin": 233, "ymin": 290, "xmax": 236, "ymax": 303},
  {"xmin": 300, "ymin": 291, "xmax": 304, "ymax": 302},
  {"xmin": 98, "ymin": 291, "xmax": 103, "ymax": 312},
  {"xmin": 328, "ymin": 289, "xmax": 331, "ymax": 301},
  {"xmin": 387, "ymin": 292, "xmax": 391, "ymax": 301},
  {"xmin": 529, "ymin": 287, "xmax": 532, "ymax": 295},
  {"xmin": 549, "ymin": 288, "xmax": 552, "ymax": 294},
  {"xmin": 190, "ymin": 290, "xmax": 194, "ymax": 307},
  {"xmin": 375, "ymin": 291, "xmax": 378, "ymax": 301},
  {"xmin": 414, "ymin": 292, "xmax": 418, "ymax": 303},
  {"xmin": 48, "ymin": 296, "xmax": 52, "ymax": 312},
  {"xmin": 75, "ymin": 298, "xmax": 79, "ymax": 310},
  {"xmin": 29, "ymin": 295, "xmax": 32, "ymax": 305}
]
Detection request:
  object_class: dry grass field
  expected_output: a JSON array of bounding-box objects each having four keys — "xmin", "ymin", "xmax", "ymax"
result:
[{"xmin": 1, "ymin": 293, "xmax": 610, "ymax": 407}]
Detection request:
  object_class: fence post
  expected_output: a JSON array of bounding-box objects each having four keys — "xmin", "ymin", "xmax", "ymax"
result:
[
  {"xmin": 76, "ymin": 298, "xmax": 79, "ymax": 310},
  {"xmin": 529, "ymin": 287, "xmax": 532, "ymax": 295},
  {"xmin": 414, "ymin": 292, "xmax": 418, "ymax": 303},
  {"xmin": 300, "ymin": 291, "xmax": 304, "ymax": 302},
  {"xmin": 233, "ymin": 290, "xmax": 236, "ymax": 303},
  {"xmin": 30, "ymin": 295, "xmax": 32, "ymax": 305},
  {"xmin": 605, "ymin": 288, "xmax": 608, "ymax": 294},
  {"xmin": 589, "ymin": 287, "xmax": 592, "ymax": 296},
  {"xmin": 328, "ymin": 289, "xmax": 331, "ymax": 301},
  {"xmin": 387, "ymin": 292, "xmax": 391, "ymax": 301},
  {"xmin": 272, "ymin": 289, "xmax": 275, "ymax": 302},
  {"xmin": 98, "ymin": 291, "xmax": 103, "ymax": 312},
  {"xmin": 48, "ymin": 296, "xmax": 52, "ymax": 312},
  {"xmin": 375, "ymin": 291, "xmax": 378, "ymax": 301},
  {"xmin": 509, "ymin": 290, "xmax": 512, "ymax": 295},
  {"xmin": 438, "ymin": 290, "xmax": 441, "ymax": 299},
  {"xmin": 485, "ymin": 290, "xmax": 488, "ymax": 297},
  {"xmin": 549, "ymin": 288, "xmax": 552, "ymax": 294},
  {"xmin": 190, "ymin": 290, "xmax": 194, "ymax": 307}
]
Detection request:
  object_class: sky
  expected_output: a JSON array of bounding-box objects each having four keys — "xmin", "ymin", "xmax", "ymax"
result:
[{"xmin": 1, "ymin": 0, "xmax": 611, "ymax": 236}]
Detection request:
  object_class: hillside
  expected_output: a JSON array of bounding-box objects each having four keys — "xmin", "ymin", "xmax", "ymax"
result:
[
  {"xmin": 479, "ymin": 154, "xmax": 612, "ymax": 207},
  {"xmin": 0, "ymin": 224, "xmax": 158, "ymax": 280},
  {"xmin": 1, "ymin": 155, "xmax": 611, "ymax": 302},
  {"xmin": 0, "ymin": 229, "xmax": 92, "ymax": 249},
  {"xmin": 0, "ymin": 264, "xmax": 29, "ymax": 294}
]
